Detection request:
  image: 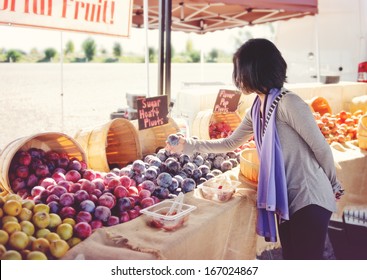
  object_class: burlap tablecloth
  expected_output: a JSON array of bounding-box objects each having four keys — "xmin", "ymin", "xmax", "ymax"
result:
[
  {"xmin": 330, "ymin": 141, "xmax": 367, "ymax": 216},
  {"xmin": 62, "ymin": 170, "xmax": 258, "ymax": 260}
]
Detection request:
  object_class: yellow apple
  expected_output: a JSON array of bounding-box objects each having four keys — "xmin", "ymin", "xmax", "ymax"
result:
[
  {"xmin": 67, "ymin": 237, "xmax": 82, "ymax": 248},
  {"xmin": 27, "ymin": 250, "xmax": 48, "ymax": 260},
  {"xmin": 56, "ymin": 223, "xmax": 73, "ymax": 241},
  {"xmin": 2, "ymin": 215, "xmax": 18, "ymax": 225},
  {"xmin": 48, "ymin": 213, "xmax": 62, "ymax": 229},
  {"xmin": 62, "ymin": 218, "xmax": 76, "ymax": 227},
  {"xmin": 35, "ymin": 228, "xmax": 51, "ymax": 238},
  {"xmin": 0, "ymin": 229, "xmax": 9, "ymax": 245},
  {"xmin": 2, "ymin": 221, "xmax": 21, "ymax": 235},
  {"xmin": 31, "ymin": 237, "xmax": 50, "ymax": 254},
  {"xmin": 8, "ymin": 231, "xmax": 29, "ymax": 251},
  {"xmin": 20, "ymin": 220, "xmax": 35, "ymax": 236},
  {"xmin": 5, "ymin": 194, "xmax": 22, "ymax": 202},
  {"xmin": 3, "ymin": 199, "xmax": 22, "ymax": 216},
  {"xmin": 49, "ymin": 239, "xmax": 70, "ymax": 259},
  {"xmin": 33, "ymin": 203, "xmax": 50, "ymax": 214},
  {"xmin": 17, "ymin": 207, "xmax": 33, "ymax": 221},
  {"xmin": 45, "ymin": 232, "xmax": 61, "ymax": 243},
  {"xmin": 0, "ymin": 244, "xmax": 6, "ymax": 258},
  {"xmin": 21, "ymin": 199, "xmax": 35, "ymax": 210},
  {"xmin": 32, "ymin": 211, "xmax": 50, "ymax": 229},
  {"xmin": 1, "ymin": 249, "xmax": 22, "ymax": 260}
]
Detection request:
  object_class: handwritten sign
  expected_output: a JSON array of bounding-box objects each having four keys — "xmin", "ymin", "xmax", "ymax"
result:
[
  {"xmin": 137, "ymin": 95, "xmax": 168, "ymax": 130},
  {"xmin": 0, "ymin": 0, "xmax": 133, "ymax": 37},
  {"xmin": 213, "ymin": 89, "xmax": 241, "ymax": 113}
]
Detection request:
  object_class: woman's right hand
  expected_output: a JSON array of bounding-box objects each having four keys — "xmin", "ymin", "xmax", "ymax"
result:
[{"xmin": 165, "ymin": 135, "xmax": 186, "ymax": 155}]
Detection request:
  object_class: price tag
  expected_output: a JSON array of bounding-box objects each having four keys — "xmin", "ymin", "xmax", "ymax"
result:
[
  {"xmin": 213, "ymin": 89, "xmax": 241, "ymax": 113},
  {"xmin": 137, "ymin": 95, "xmax": 168, "ymax": 130}
]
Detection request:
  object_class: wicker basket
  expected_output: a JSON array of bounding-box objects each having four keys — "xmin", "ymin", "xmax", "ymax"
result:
[
  {"xmin": 240, "ymin": 148, "xmax": 259, "ymax": 183},
  {"xmin": 0, "ymin": 132, "xmax": 87, "ymax": 195},
  {"xmin": 350, "ymin": 95, "xmax": 367, "ymax": 114},
  {"xmin": 192, "ymin": 109, "xmax": 242, "ymax": 140},
  {"xmin": 131, "ymin": 117, "xmax": 180, "ymax": 156},
  {"xmin": 75, "ymin": 118, "xmax": 142, "ymax": 172},
  {"xmin": 357, "ymin": 114, "xmax": 367, "ymax": 150},
  {"xmin": 306, "ymin": 96, "xmax": 332, "ymax": 116}
]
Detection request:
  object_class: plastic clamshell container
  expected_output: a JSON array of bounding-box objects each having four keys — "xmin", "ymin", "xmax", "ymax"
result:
[
  {"xmin": 140, "ymin": 200, "xmax": 196, "ymax": 231},
  {"xmin": 198, "ymin": 179, "xmax": 241, "ymax": 202}
]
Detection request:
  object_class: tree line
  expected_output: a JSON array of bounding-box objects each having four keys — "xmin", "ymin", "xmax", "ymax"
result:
[{"xmin": 0, "ymin": 37, "xmax": 232, "ymax": 63}]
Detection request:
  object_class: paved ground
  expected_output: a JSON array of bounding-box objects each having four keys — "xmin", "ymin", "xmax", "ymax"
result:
[{"xmin": 256, "ymin": 234, "xmax": 336, "ymax": 260}]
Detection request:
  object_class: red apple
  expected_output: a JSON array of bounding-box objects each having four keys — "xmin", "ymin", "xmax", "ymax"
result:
[
  {"xmin": 91, "ymin": 178, "xmax": 105, "ymax": 192},
  {"xmin": 18, "ymin": 151, "xmax": 32, "ymax": 166},
  {"xmin": 106, "ymin": 178, "xmax": 121, "ymax": 192},
  {"xmin": 76, "ymin": 211, "xmax": 92, "ymax": 224},
  {"xmin": 98, "ymin": 194, "xmax": 116, "ymax": 209},
  {"xmin": 119, "ymin": 175, "xmax": 131, "ymax": 188},
  {"xmin": 65, "ymin": 170, "xmax": 81, "ymax": 183},
  {"xmin": 113, "ymin": 186, "xmax": 129, "ymax": 198},
  {"xmin": 31, "ymin": 186, "xmax": 45, "ymax": 197},
  {"xmin": 139, "ymin": 189, "xmax": 151, "ymax": 199},
  {"xmin": 83, "ymin": 169, "xmax": 96, "ymax": 181},
  {"xmin": 93, "ymin": 206, "xmax": 111, "ymax": 222},
  {"xmin": 140, "ymin": 197, "xmax": 155, "ymax": 208},
  {"xmin": 16, "ymin": 165, "xmax": 29, "ymax": 179},
  {"xmin": 106, "ymin": 215, "xmax": 119, "ymax": 227},
  {"xmin": 74, "ymin": 189, "xmax": 90, "ymax": 203},
  {"xmin": 59, "ymin": 192, "xmax": 75, "ymax": 207},
  {"xmin": 59, "ymin": 206, "xmax": 76, "ymax": 219},
  {"xmin": 52, "ymin": 172, "xmax": 66, "ymax": 183},
  {"xmin": 40, "ymin": 177, "xmax": 56, "ymax": 188},
  {"xmin": 74, "ymin": 222, "xmax": 92, "ymax": 239},
  {"xmin": 119, "ymin": 211, "xmax": 130, "ymax": 223},
  {"xmin": 90, "ymin": 220, "xmax": 103, "ymax": 230}
]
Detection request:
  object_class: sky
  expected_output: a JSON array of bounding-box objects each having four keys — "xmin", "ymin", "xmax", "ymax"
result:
[{"xmin": 0, "ymin": 23, "xmax": 274, "ymax": 55}]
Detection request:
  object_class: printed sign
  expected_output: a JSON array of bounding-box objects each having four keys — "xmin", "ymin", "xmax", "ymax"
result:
[
  {"xmin": 137, "ymin": 95, "xmax": 168, "ymax": 130},
  {"xmin": 0, "ymin": 0, "xmax": 133, "ymax": 37},
  {"xmin": 213, "ymin": 89, "xmax": 241, "ymax": 113}
]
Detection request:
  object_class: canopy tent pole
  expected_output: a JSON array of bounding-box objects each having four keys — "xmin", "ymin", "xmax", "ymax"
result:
[
  {"xmin": 165, "ymin": 0, "xmax": 172, "ymax": 104},
  {"xmin": 60, "ymin": 31, "xmax": 64, "ymax": 132},
  {"xmin": 143, "ymin": 0, "xmax": 150, "ymax": 97},
  {"xmin": 158, "ymin": 0, "xmax": 165, "ymax": 96}
]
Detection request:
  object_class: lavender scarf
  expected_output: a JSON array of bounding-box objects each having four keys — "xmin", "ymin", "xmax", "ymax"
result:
[{"xmin": 251, "ymin": 88, "xmax": 289, "ymax": 242}]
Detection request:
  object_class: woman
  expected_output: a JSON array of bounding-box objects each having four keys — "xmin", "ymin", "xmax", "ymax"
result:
[{"xmin": 166, "ymin": 38, "xmax": 344, "ymax": 260}]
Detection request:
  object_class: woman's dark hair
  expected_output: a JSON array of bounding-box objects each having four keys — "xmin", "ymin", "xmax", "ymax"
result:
[{"xmin": 232, "ymin": 38, "xmax": 287, "ymax": 94}]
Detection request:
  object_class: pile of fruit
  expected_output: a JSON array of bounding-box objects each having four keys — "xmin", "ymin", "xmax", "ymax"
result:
[
  {"xmin": 0, "ymin": 194, "xmax": 80, "ymax": 260},
  {"xmin": 1, "ymin": 139, "xmax": 242, "ymax": 260},
  {"xmin": 313, "ymin": 109, "xmax": 363, "ymax": 144},
  {"xmin": 209, "ymin": 121, "xmax": 233, "ymax": 139}
]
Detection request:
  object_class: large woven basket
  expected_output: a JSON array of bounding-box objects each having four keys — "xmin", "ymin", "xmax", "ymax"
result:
[
  {"xmin": 0, "ymin": 132, "xmax": 87, "ymax": 196},
  {"xmin": 239, "ymin": 148, "xmax": 259, "ymax": 183},
  {"xmin": 357, "ymin": 114, "xmax": 367, "ymax": 150},
  {"xmin": 131, "ymin": 117, "xmax": 180, "ymax": 156},
  {"xmin": 192, "ymin": 109, "xmax": 242, "ymax": 140},
  {"xmin": 75, "ymin": 118, "xmax": 142, "ymax": 172}
]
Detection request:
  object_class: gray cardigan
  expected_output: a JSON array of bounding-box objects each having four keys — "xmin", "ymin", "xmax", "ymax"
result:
[{"xmin": 183, "ymin": 90, "xmax": 341, "ymax": 216}]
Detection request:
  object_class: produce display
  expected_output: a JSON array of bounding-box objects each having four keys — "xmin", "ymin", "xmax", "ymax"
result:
[
  {"xmin": 313, "ymin": 109, "xmax": 363, "ymax": 144},
  {"xmin": 209, "ymin": 121, "xmax": 233, "ymax": 139},
  {"xmin": 0, "ymin": 134, "xmax": 242, "ymax": 260}
]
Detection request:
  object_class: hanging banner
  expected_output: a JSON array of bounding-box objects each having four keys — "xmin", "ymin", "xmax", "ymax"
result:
[{"xmin": 0, "ymin": 0, "xmax": 133, "ymax": 37}]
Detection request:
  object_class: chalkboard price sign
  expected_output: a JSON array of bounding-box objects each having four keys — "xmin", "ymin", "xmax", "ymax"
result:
[
  {"xmin": 213, "ymin": 89, "xmax": 241, "ymax": 113},
  {"xmin": 137, "ymin": 95, "xmax": 169, "ymax": 130}
]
